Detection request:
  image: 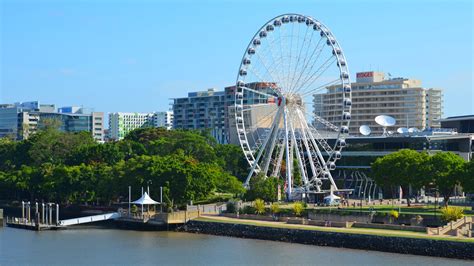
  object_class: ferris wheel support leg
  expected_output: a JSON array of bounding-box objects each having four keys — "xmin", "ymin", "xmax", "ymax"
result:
[
  {"xmin": 302, "ymin": 116, "xmax": 338, "ymax": 190},
  {"xmin": 244, "ymin": 107, "xmax": 282, "ymax": 187},
  {"xmin": 262, "ymin": 111, "xmax": 283, "ymax": 175},
  {"xmin": 288, "ymin": 111, "xmax": 309, "ymax": 188},
  {"xmin": 283, "ymin": 107, "xmax": 292, "ymax": 200}
]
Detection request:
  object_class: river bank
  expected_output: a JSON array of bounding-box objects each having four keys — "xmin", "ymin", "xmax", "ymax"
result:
[
  {"xmin": 1, "ymin": 226, "xmax": 472, "ymax": 266},
  {"xmin": 180, "ymin": 217, "xmax": 474, "ymax": 260}
]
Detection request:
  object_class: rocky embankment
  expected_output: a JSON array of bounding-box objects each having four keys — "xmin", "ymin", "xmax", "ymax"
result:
[{"xmin": 180, "ymin": 220, "xmax": 474, "ymax": 260}]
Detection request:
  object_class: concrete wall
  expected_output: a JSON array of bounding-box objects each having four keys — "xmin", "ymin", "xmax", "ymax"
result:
[
  {"xmin": 181, "ymin": 220, "xmax": 474, "ymax": 260},
  {"xmin": 308, "ymin": 212, "xmax": 372, "ymax": 223}
]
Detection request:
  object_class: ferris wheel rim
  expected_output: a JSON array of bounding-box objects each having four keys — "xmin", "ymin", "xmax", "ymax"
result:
[{"xmin": 234, "ymin": 14, "xmax": 352, "ymax": 194}]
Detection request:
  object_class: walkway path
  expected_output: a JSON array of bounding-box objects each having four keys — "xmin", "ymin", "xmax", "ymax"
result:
[{"xmin": 198, "ymin": 215, "xmax": 473, "ymax": 242}]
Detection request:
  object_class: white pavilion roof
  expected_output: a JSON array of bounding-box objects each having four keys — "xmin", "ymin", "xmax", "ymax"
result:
[{"xmin": 131, "ymin": 192, "xmax": 160, "ymax": 205}]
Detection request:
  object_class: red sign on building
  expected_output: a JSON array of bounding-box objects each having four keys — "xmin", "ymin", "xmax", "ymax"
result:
[{"xmin": 356, "ymin": 72, "xmax": 374, "ymax": 78}]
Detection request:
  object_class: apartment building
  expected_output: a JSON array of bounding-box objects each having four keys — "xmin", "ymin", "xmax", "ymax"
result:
[
  {"xmin": 313, "ymin": 71, "xmax": 443, "ymax": 135},
  {"xmin": 172, "ymin": 83, "xmax": 274, "ymax": 144}
]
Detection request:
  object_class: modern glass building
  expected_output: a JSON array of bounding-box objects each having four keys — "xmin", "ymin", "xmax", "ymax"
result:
[{"xmin": 0, "ymin": 101, "xmax": 104, "ymax": 141}]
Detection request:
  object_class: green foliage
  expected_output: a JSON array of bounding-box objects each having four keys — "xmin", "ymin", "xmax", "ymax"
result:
[
  {"xmin": 270, "ymin": 202, "xmax": 281, "ymax": 214},
  {"xmin": 226, "ymin": 201, "xmax": 237, "ymax": 214},
  {"xmin": 254, "ymin": 199, "xmax": 265, "ymax": 215},
  {"xmin": 389, "ymin": 210, "xmax": 399, "ymax": 219},
  {"xmin": 215, "ymin": 144, "xmax": 248, "ymax": 182},
  {"xmin": 461, "ymin": 160, "xmax": 474, "ymax": 193},
  {"xmin": 293, "ymin": 202, "xmax": 304, "ymax": 217},
  {"xmin": 245, "ymin": 174, "xmax": 281, "ymax": 202},
  {"xmin": 428, "ymin": 152, "xmax": 465, "ymax": 206},
  {"xmin": 371, "ymin": 149, "xmax": 429, "ymax": 204},
  {"xmin": 440, "ymin": 206, "xmax": 464, "ymax": 222},
  {"xmin": 0, "ymin": 127, "xmax": 247, "ymax": 206},
  {"xmin": 241, "ymin": 205, "xmax": 256, "ymax": 215}
]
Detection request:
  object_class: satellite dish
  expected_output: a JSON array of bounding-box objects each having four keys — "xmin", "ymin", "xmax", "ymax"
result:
[
  {"xmin": 397, "ymin": 127, "xmax": 409, "ymax": 134},
  {"xmin": 375, "ymin": 115, "xmax": 396, "ymax": 136},
  {"xmin": 375, "ymin": 115, "xmax": 396, "ymax": 127},
  {"xmin": 408, "ymin": 127, "xmax": 420, "ymax": 133},
  {"xmin": 359, "ymin": 125, "xmax": 371, "ymax": 136}
]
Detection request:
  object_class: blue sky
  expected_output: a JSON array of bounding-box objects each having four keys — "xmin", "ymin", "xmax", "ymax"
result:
[{"xmin": 1, "ymin": 0, "xmax": 472, "ymax": 117}]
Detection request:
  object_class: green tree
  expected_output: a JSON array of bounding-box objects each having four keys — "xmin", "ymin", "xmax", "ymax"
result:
[
  {"xmin": 245, "ymin": 174, "xmax": 281, "ymax": 202},
  {"xmin": 215, "ymin": 144, "xmax": 248, "ymax": 182},
  {"xmin": 428, "ymin": 152, "xmax": 465, "ymax": 207},
  {"xmin": 461, "ymin": 160, "xmax": 474, "ymax": 194},
  {"xmin": 371, "ymin": 149, "xmax": 429, "ymax": 206}
]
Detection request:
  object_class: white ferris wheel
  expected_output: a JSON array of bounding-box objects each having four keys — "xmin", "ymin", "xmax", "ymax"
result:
[{"xmin": 234, "ymin": 14, "xmax": 352, "ymax": 200}]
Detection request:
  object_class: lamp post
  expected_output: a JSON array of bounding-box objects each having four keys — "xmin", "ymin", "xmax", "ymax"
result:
[
  {"xmin": 147, "ymin": 180, "xmax": 152, "ymax": 212},
  {"xmin": 360, "ymin": 192, "xmax": 364, "ymax": 214}
]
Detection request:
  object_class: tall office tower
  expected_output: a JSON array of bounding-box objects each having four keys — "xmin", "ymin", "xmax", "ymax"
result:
[
  {"xmin": 108, "ymin": 112, "xmax": 154, "ymax": 141},
  {"xmin": 313, "ymin": 71, "xmax": 443, "ymax": 135}
]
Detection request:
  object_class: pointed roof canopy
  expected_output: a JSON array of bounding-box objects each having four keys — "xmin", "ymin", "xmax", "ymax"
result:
[
  {"xmin": 131, "ymin": 192, "xmax": 160, "ymax": 205},
  {"xmin": 324, "ymin": 193, "xmax": 341, "ymax": 200}
]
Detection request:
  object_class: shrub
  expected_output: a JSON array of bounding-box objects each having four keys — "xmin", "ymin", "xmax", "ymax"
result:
[
  {"xmin": 254, "ymin": 199, "xmax": 265, "ymax": 215},
  {"xmin": 389, "ymin": 210, "xmax": 399, "ymax": 219},
  {"xmin": 226, "ymin": 201, "xmax": 236, "ymax": 213},
  {"xmin": 131, "ymin": 204, "xmax": 138, "ymax": 213},
  {"xmin": 440, "ymin": 206, "xmax": 464, "ymax": 222},
  {"xmin": 293, "ymin": 202, "xmax": 304, "ymax": 217},
  {"xmin": 270, "ymin": 203, "xmax": 280, "ymax": 215},
  {"xmin": 242, "ymin": 205, "xmax": 255, "ymax": 214}
]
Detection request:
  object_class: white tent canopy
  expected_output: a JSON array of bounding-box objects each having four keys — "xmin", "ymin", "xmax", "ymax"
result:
[
  {"xmin": 324, "ymin": 193, "xmax": 341, "ymax": 200},
  {"xmin": 131, "ymin": 192, "xmax": 160, "ymax": 205}
]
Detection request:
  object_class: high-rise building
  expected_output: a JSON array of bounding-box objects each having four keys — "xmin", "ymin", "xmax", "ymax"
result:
[
  {"xmin": 153, "ymin": 111, "xmax": 173, "ymax": 130},
  {"xmin": 0, "ymin": 101, "xmax": 104, "ymax": 141},
  {"xmin": 172, "ymin": 83, "xmax": 272, "ymax": 144},
  {"xmin": 108, "ymin": 111, "xmax": 174, "ymax": 141},
  {"xmin": 313, "ymin": 71, "xmax": 443, "ymax": 135},
  {"xmin": 172, "ymin": 89, "xmax": 227, "ymax": 143}
]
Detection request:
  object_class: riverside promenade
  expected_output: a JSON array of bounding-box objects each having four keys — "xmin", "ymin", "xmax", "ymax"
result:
[{"xmin": 180, "ymin": 215, "xmax": 474, "ymax": 260}]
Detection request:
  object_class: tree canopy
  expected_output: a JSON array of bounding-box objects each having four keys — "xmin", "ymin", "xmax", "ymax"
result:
[{"xmin": 0, "ymin": 127, "xmax": 248, "ymax": 207}]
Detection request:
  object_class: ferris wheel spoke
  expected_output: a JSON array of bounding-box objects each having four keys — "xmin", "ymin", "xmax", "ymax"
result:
[
  {"xmin": 265, "ymin": 32, "xmax": 286, "ymax": 88},
  {"xmin": 285, "ymin": 22, "xmax": 295, "ymax": 93},
  {"xmin": 288, "ymin": 24, "xmax": 310, "ymax": 95},
  {"xmin": 294, "ymin": 55, "xmax": 337, "ymax": 95},
  {"xmin": 253, "ymin": 46, "xmax": 285, "ymax": 89},
  {"xmin": 242, "ymin": 86, "xmax": 278, "ymax": 99},
  {"xmin": 299, "ymin": 106, "xmax": 339, "ymax": 133},
  {"xmin": 289, "ymin": 37, "xmax": 326, "ymax": 93},
  {"xmin": 299, "ymin": 78, "xmax": 341, "ymax": 98}
]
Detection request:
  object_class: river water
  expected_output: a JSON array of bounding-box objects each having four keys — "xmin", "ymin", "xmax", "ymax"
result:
[{"xmin": 0, "ymin": 226, "xmax": 471, "ymax": 265}]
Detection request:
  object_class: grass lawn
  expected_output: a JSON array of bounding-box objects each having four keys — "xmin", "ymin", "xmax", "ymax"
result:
[{"xmin": 195, "ymin": 216, "xmax": 474, "ymax": 243}]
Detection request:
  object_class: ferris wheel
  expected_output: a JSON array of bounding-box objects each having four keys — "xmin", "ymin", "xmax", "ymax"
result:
[{"xmin": 234, "ymin": 14, "xmax": 352, "ymax": 199}]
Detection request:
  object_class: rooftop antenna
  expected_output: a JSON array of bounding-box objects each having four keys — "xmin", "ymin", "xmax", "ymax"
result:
[
  {"xmin": 359, "ymin": 125, "xmax": 372, "ymax": 136},
  {"xmin": 375, "ymin": 115, "xmax": 396, "ymax": 136},
  {"xmin": 397, "ymin": 127, "xmax": 409, "ymax": 135}
]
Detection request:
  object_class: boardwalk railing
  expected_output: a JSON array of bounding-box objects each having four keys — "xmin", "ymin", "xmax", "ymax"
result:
[
  {"xmin": 59, "ymin": 212, "xmax": 121, "ymax": 226},
  {"xmin": 427, "ymin": 216, "xmax": 473, "ymax": 237}
]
